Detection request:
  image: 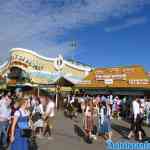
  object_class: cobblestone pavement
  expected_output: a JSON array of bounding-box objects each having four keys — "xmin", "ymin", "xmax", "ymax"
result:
[{"xmin": 36, "ymin": 112, "xmax": 150, "ymax": 150}]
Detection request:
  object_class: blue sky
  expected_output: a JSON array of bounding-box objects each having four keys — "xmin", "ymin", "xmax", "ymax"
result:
[{"xmin": 0, "ymin": 0, "xmax": 150, "ymax": 70}]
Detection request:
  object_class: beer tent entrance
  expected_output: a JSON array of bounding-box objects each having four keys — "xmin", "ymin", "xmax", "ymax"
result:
[
  {"xmin": 53, "ymin": 76, "xmax": 74, "ymax": 109},
  {"xmin": 54, "ymin": 77, "xmax": 74, "ymax": 87}
]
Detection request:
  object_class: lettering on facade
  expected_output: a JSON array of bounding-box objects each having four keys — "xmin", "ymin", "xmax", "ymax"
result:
[
  {"xmin": 10, "ymin": 54, "xmax": 44, "ymax": 70},
  {"xmin": 128, "ymin": 79, "xmax": 149, "ymax": 85},
  {"xmin": 104, "ymin": 79, "xmax": 113, "ymax": 85},
  {"xmin": 96, "ymin": 74, "xmax": 127, "ymax": 80},
  {"xmin": 122, "ymin": 68, "xmax": 134, "ymax": 73}
]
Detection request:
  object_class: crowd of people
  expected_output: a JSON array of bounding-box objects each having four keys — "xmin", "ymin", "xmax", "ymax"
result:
[
  {"xmin": 0, "ymin": 89, "xmax": 150, "ymax": 149},
  {"xmin": 0, "ymin": 89, "xmax": 55, "ymax": 150},
  {"xmin": 64, "ymin": 94, "xmax": 150, "ymax": 142}
]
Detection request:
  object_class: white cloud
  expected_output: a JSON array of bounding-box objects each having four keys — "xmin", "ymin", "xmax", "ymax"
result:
[
  {"xmin": 0, "ymin": 0, "xmax": 149, "ymax": 62},
  {"xmin": 105, "ymin": 16, "xmax": 148, "ymax": 32}
]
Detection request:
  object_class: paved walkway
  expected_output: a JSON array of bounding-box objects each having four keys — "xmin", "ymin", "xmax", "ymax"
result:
[
  {"xmin": 37, "ymin": 112, "xmax": 150, "ymax": 150},
  {"xmin": 5, "ymin": 111, "xmax": 150, "ymax": 150},
  {"xmin": 37, "ymin": 111, "xmax": 102, "ymax": 150}
]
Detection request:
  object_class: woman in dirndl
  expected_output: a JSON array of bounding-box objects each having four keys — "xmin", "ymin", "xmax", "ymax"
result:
[
  {"xmin": 84, "ymin": 100, "xmax": 93, "ymax": 138},
  {"xmin": 98, "ymin": 101, "xmax": 112, "ymax": 140},
  {"xmin": 31, "ymin": 99, "xmax": 44, "ymax": 138},
  {"xmin": 10, "ymin": 98, "xmax": 30, "ymax": 150}
]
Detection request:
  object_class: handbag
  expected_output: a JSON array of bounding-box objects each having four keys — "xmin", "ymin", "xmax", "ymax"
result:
[
  {"xmin": 20, "ymin": 128, "xmax": 32, "ymax": 138},
  {"xmin": 32, "ymin": 112, "xmax": 42, "ymax": 123},
  {"xmin": 92, "ymin": 125, "xmax": 97, "ymax": 135}
]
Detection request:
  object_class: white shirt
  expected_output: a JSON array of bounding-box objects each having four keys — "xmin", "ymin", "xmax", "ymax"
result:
[
  {"xmin": 101, "ymin": 96, "xmax": 106, "ymax": 102},
  {"xmin": 46, "ymin": 101, "xmax": 55, "ymax": 117},
  {"xmin": 81, "ymin": 102, "xmax": 85, "ymax": 111},
  {"xmin": 15, "ymin": 109, "xmax": 29, "ymax": 118},
  {"xmin": 100, "ymin": 106, "xmax": 110, "ymax": 124},
  {"xmin": 122, "ymin": 97, "xmax": 126, "ymax": 104},
  {"xmin": 32, "ymin": 104, "xmax": 44, "ymax": 115},
  {"xmin": 70, "ymin": 96, "xmax": 75, "ymax": 104},
  {"xmin": 140, "ymin": 98, "xmax": 145, "ymax": 108},
  {"xmin": 31, "ymin": 98, "xmax": 37, "ymax": 107},
  {"xmin": 140, "ymin": 98, "xmax": 145, "ymax": 104},
  {"xmin": 132, "ymin": 100, "xmax": 140, "ymax": 120},
  {"xmin": 78, "ymin": 97, "xmax": 84, "ymax": 103},
  {"xmin": 100, "ymin": 107, "xmax": 105, "ymax": 124},
  {"xmin": 0, "ymin": 99, "xmax": 11, "ymax": 121},
  {"xmin": 109, "ymin": 95, "xmax": 113, "ymax": 104},
  {"xmin": 145, "ymin": 102, "xmax": 150, "ymax": 111}
]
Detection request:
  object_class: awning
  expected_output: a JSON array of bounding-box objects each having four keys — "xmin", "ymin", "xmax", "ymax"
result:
[
  {"xmin": 53, "ymin": 77, "xmax": 74, "ymax": 86},
  {"xmin": 80, "ymin": 88, "xmax": 150, "ymax": 96}
]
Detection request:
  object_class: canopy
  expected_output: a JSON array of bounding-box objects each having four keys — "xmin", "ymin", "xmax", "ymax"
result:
[{"xmin": 53, "ymin": 77, "xmax": 74, "ymax": 87}]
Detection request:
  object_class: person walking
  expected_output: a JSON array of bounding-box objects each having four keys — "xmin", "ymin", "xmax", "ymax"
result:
[
  {"xmin": 122, "ymin": 96, "xmax": 127, "ymax": 119},
  {"xmin": 44, "ymin": 97, "xmax": 55, "ymax": 140},
  {"xmin": 135, "ymin": 100, "xmax": 145, "ymax": 141},
  {"xmin": 91, "ymin": 98, "xmax": 98, "ymax": 140},
  {"xmin": 114, "ymin": 96, "xmax": 121, "ymax": 120},
  {"xmin": 128, "ymin": 98, "xmax": 142, "ymax": 141},
  {"xmin": 10, "ymin": 98, "xmax": 31, "ymax": 150},
  {"xmin": 145, "ymin": 99, "xmax": 150, "ymax": 125},
  {"xmin": 84, "ymin": 100, "xmax": 93, "ymax": 140},
  {"xmin": 81, "ymin": 99, "xmax": 86, "ymax": 125},
  {"xmin": 0, "ymin": 93, "xmax": 12, "ymax": 149},
  {"xmin": 98, "ymin": 101, "xmax": 112, "ymax": 140},
  {"xmin": 31, "ymin": 98, "xmax": 44, "ymax": 138}
]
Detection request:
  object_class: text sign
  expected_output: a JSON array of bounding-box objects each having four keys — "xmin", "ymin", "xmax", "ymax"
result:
[
  {"xmin": 96, "ymin": 74, "xmax": 126, "ymax": 80},
  {"xmin": 104, "ymin": 79, "xmax": 113, "ymax": 85},
  {"xmin": 129, "ymin": 79, "xmax": 149, "ymax": 85}
]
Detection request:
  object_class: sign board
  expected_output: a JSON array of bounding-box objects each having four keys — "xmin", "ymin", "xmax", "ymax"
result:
[
  {"xmin": 80, "ymin": 80, "xmax": 91, "ymax": 84},
  {"xmin": 128, "ymin": 79, "xmax": 149, "ymax": 85},
  {"xmin": 96, "ymin": 74, "xmax": 126, "ymax": 80},
  {"xmin": 104, "ymin": 79, "xmax": 113, "ymax": 85},
  {"xmin": 10, "ymin": 54, "xmax": 44, "ymax": 70}
]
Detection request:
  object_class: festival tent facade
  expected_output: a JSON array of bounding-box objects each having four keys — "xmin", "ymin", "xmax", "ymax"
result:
[
  {"xmin": 1, "ymin": 48, "xmax": 150, "ymax": 97},
  {"xmin": 0, "ymin": 48, "xmax": 92, "ymax": 99},
  {"xmin": 0, "ymin": 48, "xmax": 91, "ymax": 84},
  {"xmin": 76, "ymin": 65, "xmax": 150, "ymax": 96}
]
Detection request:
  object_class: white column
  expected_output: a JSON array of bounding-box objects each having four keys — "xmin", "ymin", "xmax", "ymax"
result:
[
  {"xmin": 37, "ymin": 86, "xmax": 40, "ymax": 97},
  {"xmin": 56, "ymin": 92, "xmax": 58, "ymax": 109}
]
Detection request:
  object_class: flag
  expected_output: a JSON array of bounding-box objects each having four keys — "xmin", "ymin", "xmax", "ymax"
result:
[{"xmin": 69, "ymin": 40, "xmax": 77, "ymax": 49}]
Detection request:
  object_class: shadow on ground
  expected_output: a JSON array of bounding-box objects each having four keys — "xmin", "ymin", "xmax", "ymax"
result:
[
  {"xmin": 54, "ymin": 131, "xmax": 77, "ymax": 139},
  {"xmin": 111, "ymin": 123, "xmax": 130, "ymax": 138},
  {"xmin": 73, "ymin": 124, "xmax": 93, "ymax": 144},
  {"xmin": 112, "ymin": 123, "xmax": 150, "ymax": 142},
  {"xmin": 73, "ymin": 124, "xmax": 85, "ymax": 138},
  {"xmin": 29, "ymin": 136, "xmax": 38, "ymax": 150}
]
